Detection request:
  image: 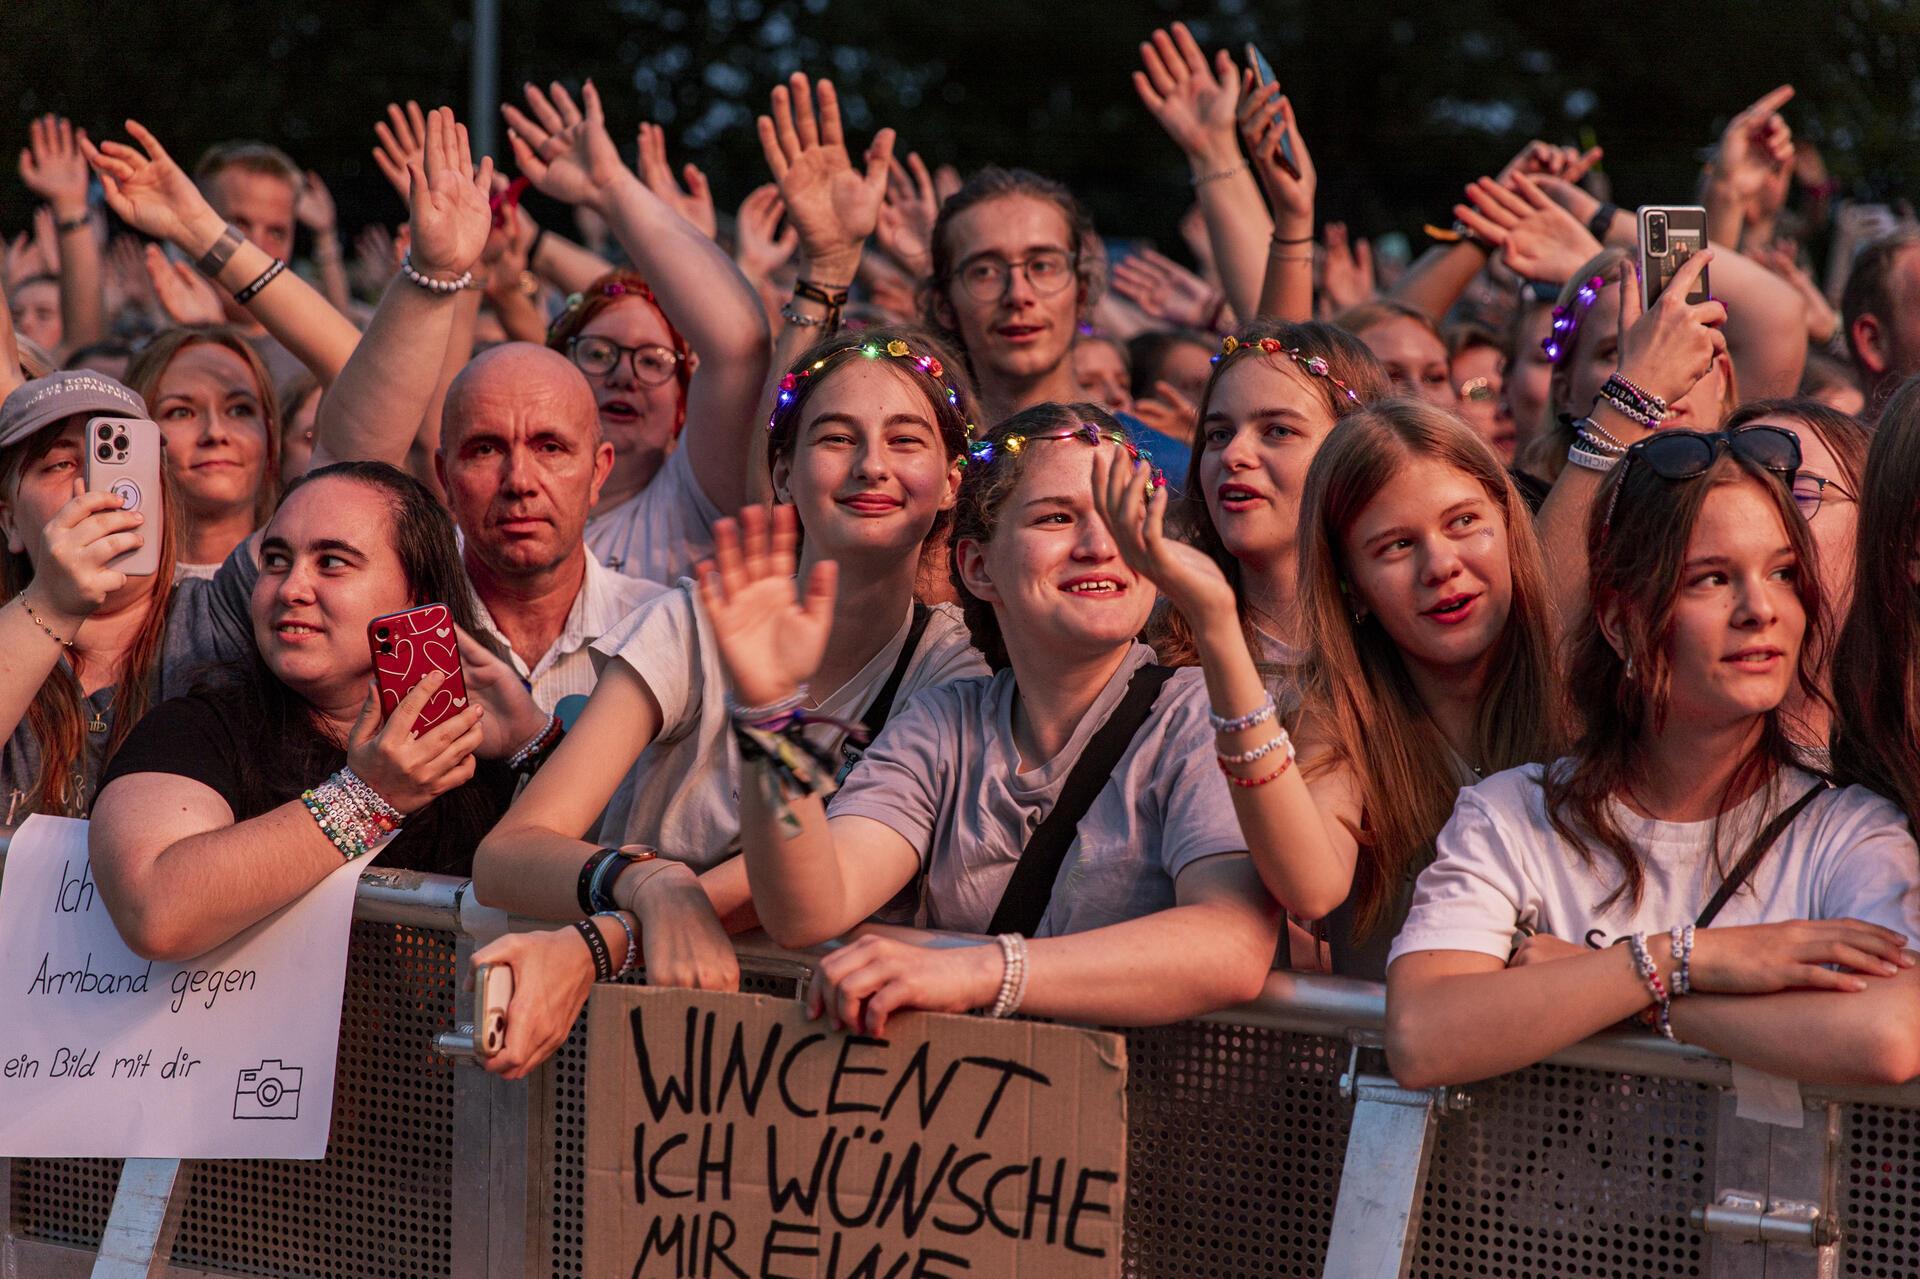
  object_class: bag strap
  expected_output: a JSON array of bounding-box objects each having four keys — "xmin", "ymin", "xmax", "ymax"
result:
[
  {"xmin": 986, "ymin": 663, "xmax": 1177, "ymax": 938},
  {"xmin": 1695, "ymin": 782, "xmax": 1829, "ymax": 928},
  {"xmin": 836, "ymin": 604, "xmax": 933, "ymax": 783}
]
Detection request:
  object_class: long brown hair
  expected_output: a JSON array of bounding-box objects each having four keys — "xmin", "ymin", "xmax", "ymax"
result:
[
  {"xmin": 0, "ymin": 418, "xmax": 181, "ymax": 816},
  {"xmin": 1832, "ymin": 376, "xmax": 1920, "ymax": 823},
  {"xmin": 1158, "ymin": 320, "xmax": 1388, "ymax": 667},
  {"xmin": 126, "ymin": 326, "xmax": 283, "ymax": 531},
  {"xmin": 1296, "ymin": 399, "xmax": 1560, "ymax": 936},
  {"xmin": 1545, "ymin": 447, "xmax": 1823, "ymax": 909}
]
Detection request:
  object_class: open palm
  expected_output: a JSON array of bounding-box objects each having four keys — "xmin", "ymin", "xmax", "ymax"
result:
[
  {"xmin": 1091, "ymin": 447, "xmax": 1234, "ymax": 623},
  {"xmin": 695, "ymin": 505, "xmax": 838, "ymax": 709},
  {"xmin": 503, "ymin": 81, "xmax": 630, "ymax": 211},
  {"xmin": 406, "ymin": 106, "xmax": 494, "ymax": 278},
  {"xmin": 756, "ymin": 73, "xmax": 892, "ymax": 270},
  {"xmin": 81, "ymin": 121, "xmax": 212, "ymax": 248}
]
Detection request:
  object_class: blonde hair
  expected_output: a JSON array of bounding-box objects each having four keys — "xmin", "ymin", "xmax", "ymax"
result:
[{"xmin": 126, "ymin": 327, "xmax": 282, "ymax": 530}]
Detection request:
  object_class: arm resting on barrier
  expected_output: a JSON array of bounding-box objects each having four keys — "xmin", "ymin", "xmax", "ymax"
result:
[
  {"xmin": 1670, "ymin": 958, "xmax": 1920, "ymax": 1087},
  {"xmin": 88, "ymin": 775, "xmax": 345, "ymax": 962}
]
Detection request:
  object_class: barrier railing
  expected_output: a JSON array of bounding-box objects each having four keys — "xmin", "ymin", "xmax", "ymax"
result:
[{"xmin": 4, "ymin": 861, "xmax": 1918, "ymax": 1279}]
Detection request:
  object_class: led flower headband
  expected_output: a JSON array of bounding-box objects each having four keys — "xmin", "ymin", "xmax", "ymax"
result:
[
  {"xmin": 1214, "ymin": 335, "xmax": 1361, "ymax": 405},
  {"xmin": 768, "ymin": 338, "xmax": 977, "ymax": 436},
  {"xmin": 1542, "ymin": 274, "xmax": 1607, "ymax": 365},
  {"xmin": 961, "ymin": 423, "xmax": 1166, "ymax": 488}
]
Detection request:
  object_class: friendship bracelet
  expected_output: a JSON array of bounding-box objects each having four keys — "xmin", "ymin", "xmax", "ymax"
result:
[
  {"xmin": 778, "ymin": 305, "xmax": 830, "ymax": 329},
  {"xmin": 1595, "ymin": 386, "xmax": 1660, "ymax": 430},
  {"xmin": 399, "ymin": 251, "xmax": 474, "ymax": 295},
  {"xmin": 1669, "ymin": 924, "xmax": 1695, "ymax": 998},
  {"xmin": 1605, "ymin": 372, "xmax": 1668, "ymax": 420},
  {"xmin": 573, "ymin": 918, "xmax": 615, "ymax": 982},
  {"xmin": 595, "ymin": 910, "xmax": 640, "ymax": 979},
  {"xmin": 1625, "ymin": 932, "xmax": 1676, "ymax": 1041},
  {"xmin": 988, "ymin": 933, "xmax": 1030, "ymax": 1018},
  {"xmin": 726, "ymin": 687, "xmax": 809, "ymax": 729},
  {"xmin": 195, "ymin": 222, "xmax": 245, "ymax": 278},
  {"xmin": 233, "ymin": 258, "xmax": 287, "ymax": 305},
  {"xmin": 508, "ymin": 712, "xmax": 565, "ymax": 774},
  {"xmin": 1191, "ymin": 161, "xmax": 1249, "ymax": 187},
  {"xmin": 16, "ymin": 592, "xmax": 73, "ymax": 648},
  {"xmin": 1217, "ymin": 728, "xmax": 1293, "ymax": 766},
  {"xmin": 1209, "ymin": 691, "xmax": 1277, "ymax": 734},
  {"xmin": 1565, "ymin": 439, "xmax": 1618, "ymax": 473},
  {"xmin": 301, "ymin": 768, "xmax": 402, "ymax": 862},
  {"xmin": 1218, "ymin": 749, "xmax": 1295, "ymax": 788},
  {"xmin": 53, "ymin": 211, "xmax": 90, "ymax": 234},
  {"xmin": 1579, "ymin": 415, "xmax": 1631, "ymax": 454}
]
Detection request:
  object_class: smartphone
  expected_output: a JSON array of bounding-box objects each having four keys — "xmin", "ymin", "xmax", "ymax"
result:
[
  {"xmin": 1243, "ymin": 43, "xmax": 1299, "ymax": 179},
  {"xmin": 1636, "ymin": 205, "xmax": 1710, "ymax": 310},
  {"xmin": 473, "ymin": 963, "xmax": 513, "ymax": 1060},
  {"xmin": 82, "ymin": 417, "xmax": 163, "ymax": 577},
  {"xmin": 367, "ymin": 602, "xmax": 469, "ymax": 735},
  {"xmin": 489, "ymin": 176, "xmax": 530, "ymax": 229}
]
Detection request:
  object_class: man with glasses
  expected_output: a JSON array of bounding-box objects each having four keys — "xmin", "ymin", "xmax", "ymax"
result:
[
  {"xmin": 438, "ymin": 342, "xmax": 661, "ymax": 716},
  {"xmin": 922, "ymin": 168, "xmax": 1104, "ymax": 423}
]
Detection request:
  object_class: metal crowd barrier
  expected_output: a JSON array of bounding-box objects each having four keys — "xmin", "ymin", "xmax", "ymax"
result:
[{"xmin": 4, "ymin": 865, "xmax": 1918, "ymax": 1279}]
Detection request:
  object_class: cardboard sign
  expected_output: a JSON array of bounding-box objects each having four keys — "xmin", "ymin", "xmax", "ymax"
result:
[
  {"xmin": 586, "ymin": 988, "xmax": 1127, "ymax": 1279},
  {"xmin": 0, "ymin": 815, "xmax": 369, "ymax": 1158}
]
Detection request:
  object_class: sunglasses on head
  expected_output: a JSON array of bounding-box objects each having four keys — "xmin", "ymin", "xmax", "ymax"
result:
[{"xmin": 1601, "ymin": 425, "xmax": 1802, "ymax": 542}]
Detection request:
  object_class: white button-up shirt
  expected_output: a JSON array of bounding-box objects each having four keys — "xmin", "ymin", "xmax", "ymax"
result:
[{"xmin": 469, "ymin": 553, "xmax": 665, "ymax": 712}]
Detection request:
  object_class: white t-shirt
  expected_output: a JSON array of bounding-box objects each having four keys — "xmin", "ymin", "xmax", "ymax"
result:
[
  {"xmin": 1388, "ymin": 763, "xmax": 1920, "ymax": 967},
  {"xmin": 591, "ymin": 585, "xmax": 985, "ymax": 869},
  {"xmin": 583, "ymin": 443, "xmax": 723, "ymax": 583},
  {"xmin": 829, "ymin": 643, "xmax": 1250, "ymax": 938}
]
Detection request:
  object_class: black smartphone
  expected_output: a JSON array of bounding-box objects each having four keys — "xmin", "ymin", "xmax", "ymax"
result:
[
  {"xmin": 1636, "ymin": 205, "xmax": 1710, "ymax": 310},
  {"xmin": 1244, "ymin": 43, "xmax": 1299, "ymax": 179}
]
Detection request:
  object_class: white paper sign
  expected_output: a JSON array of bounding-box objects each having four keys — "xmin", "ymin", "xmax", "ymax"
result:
[{"xmin": 0, "ymin": 814, "xmax": 369, "ymax": 1158}]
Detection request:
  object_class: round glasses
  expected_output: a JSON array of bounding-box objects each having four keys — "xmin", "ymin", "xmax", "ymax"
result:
[
  {"xmin": 954, "ymin": 249, "xmax": 1078, "ymax": 302},
  {"xmin": 1790, "ymin": 473, "xmax": 1854, "ymax": 522},
  {"xmin": 567, "ymin": 335, "xmax": 683, "ymax": 386}
]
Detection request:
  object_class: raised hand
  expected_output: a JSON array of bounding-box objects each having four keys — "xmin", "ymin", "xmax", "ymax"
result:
[
  {"xmin": 344, "ymin": 669, "xmax": 484, "ymax": 816},
  {"xmin": 636, "ymin": 122, "xmax": 716, "ymax": 238},
  {"xmin": 1111, "ymin": 247, "xmax": 1222, "ymax": 329},
  {"xmin": 732, "ymin": 183, "xmax": 798, "ymax": 284},
  {"xmin": 693, "ymin": 503, "xmax": 837, "ymax": 710},
  {"xmin": 18, "ymin": 114, "xmax": 92, "ymax": 218},
  {"xmin": 1711, "ymin": 86, "xmax": 1795, "ymax": 212},
  {"xmin": 503, "ymin": 80, "xmax": 631, "ymax": 211},
  {"xmin": 349, "ymin": 223, "xmax": 399, "ymax": 297},
  {"xmin": 1497, "ymin": 139, "xmax": 1603, "ymax": 186},
  {"xmin": 295, "ymin": 169, "xmax": 338, "ymax": 235},
  {"xmin": 1091, "ymin": 445, "xmax": 1235, "ymax": 626},
  {"xmin": 456, "ymin": 627, "xmax": 549, "ymax": 759},
  {"xmin": 1320, "ymin": 222, "xmax": 1375, "ymax": 312},
  {"xmin": 372, "ymin": 101, "xmax": 429, "ymax": 201},
  {"xmin": 755, "ymin": 72, "xmax": 893, "ymax": 281},
  {"xmin": 1238, "ymin": 77, "xmax": 1316, "ymax": 235},
  {"xmin": 1613, "ymin": 250, "xmax": 1728, "ymax": 409},
  {"xmin": 142, "ymin": 243, "xmax": 224, "ymax": 325},
  {"xmin": 1133, "ymin": 22, "xmax": 1243, "ymax": 165},
  {"xmin": 404, "ymin": 106, "xmax": 495, "ymax": 280},
  {"xmin": 1455, "ymin": 173, "xmax": 1603, "ymax": 285},
  {"xmin": 1132, "ymin": 380, "xmax": 1200, "ymax": 451},
  {"xmin": 875, "ymin": 151, "xmax": 938, "ymax": 279},
  {"xmin": 81, "ymin": 119, "xmax": 223, "ymax": 254}
]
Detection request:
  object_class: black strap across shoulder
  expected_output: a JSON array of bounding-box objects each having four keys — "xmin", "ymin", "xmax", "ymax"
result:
[
  {"xmin": 1695, "ymin": 782, "xmax": 1829, "ymax": 928},
  {"xmin": 986, "ymin": 663, "xmax": 1177, "ymax": 938},
  {"xmin": 835, "ymin": 604, "xmax": 933, "ymax": 782}
]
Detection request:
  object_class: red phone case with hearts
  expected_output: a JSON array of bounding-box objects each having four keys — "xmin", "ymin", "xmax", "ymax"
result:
[{"xmin": 368, "ymin": 603, "xmax": 469, "ymax": 735}]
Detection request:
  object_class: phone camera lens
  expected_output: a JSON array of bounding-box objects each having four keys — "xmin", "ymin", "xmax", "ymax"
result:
[
  {"xmin": 96, "ymin": 425, "xmax": 112, "ymax": 441},
  {"xmin": 96, "ymin": 443, "xmax": 113, "ymax": 461}
]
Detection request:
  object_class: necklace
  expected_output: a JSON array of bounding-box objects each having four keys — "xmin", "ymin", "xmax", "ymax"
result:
[{"xmin": 86, "ymin": 689, "xmax": 114, "ymax": 735}]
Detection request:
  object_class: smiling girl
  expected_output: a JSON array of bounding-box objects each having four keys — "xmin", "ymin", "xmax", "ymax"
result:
[{"xmin": 1386, "ymin": 425, "xmax": 1920, "ymax": 1088}]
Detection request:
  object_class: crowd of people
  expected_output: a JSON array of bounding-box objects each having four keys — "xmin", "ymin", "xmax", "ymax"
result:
[{"xmin": 5, "ymin": 27, "xmax": 1920, "ymax": 1096}]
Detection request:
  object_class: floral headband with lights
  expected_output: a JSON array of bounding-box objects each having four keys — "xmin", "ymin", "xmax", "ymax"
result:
[
  {"xmin": 1542, "ymin": 274, "xmax": 1607, "ymax": 365},
  {"xmin": 961, "ymin": 423, "xmax": 1166, "ymax": 489},
  {"xmin": 768, "ymin": 338, "xmax": 977, "ymax": 436},
  {"xmin": 1214, "ymin": 335, "xmax": 1362, "ymax": 405}
]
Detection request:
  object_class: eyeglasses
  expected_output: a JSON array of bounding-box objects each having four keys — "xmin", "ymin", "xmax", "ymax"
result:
[
  {"xmin": 566, "ymin": 335, "xmax": 683, "ymax": 386},
  {"xmin": 954, "ymin": 249, "xmax": 1078, "ymax": 301},
  {"xmin": 1460, "ymin": 376, "xmax": 1497, "ymax": 403},
  {"xmin": 1790, "ymin": 473, "xmax": 1854, "ymax": 522},
  {"xmin": 1602, "ymin": 426, "xmax": 1802, "ymax": 541}
]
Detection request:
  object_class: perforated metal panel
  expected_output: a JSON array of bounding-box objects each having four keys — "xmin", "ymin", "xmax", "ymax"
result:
[
  {"xmin": 1410, "ymin": 1062, "xmax": 1715, "ymax": 1279},
  {"xmin": 1840, "ymin": 1102, "xmax": 1920, "ymax": 1278},
  {"xmin": 8, "ymin": 920, "xmax": 459, "ymax": 1278}
]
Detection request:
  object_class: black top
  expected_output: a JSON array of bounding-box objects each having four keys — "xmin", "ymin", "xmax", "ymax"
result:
[{"xmin": 101, "ymin": 687, "xmax": 512, "ymax": 876}]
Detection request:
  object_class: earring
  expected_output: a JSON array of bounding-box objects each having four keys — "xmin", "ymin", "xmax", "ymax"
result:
[
  {"xmin": 1352, "ymin": 606, "xmax": 1366, "ymax": 625},
  {"xmin": 1624, "ymin": 655, "xmax": 1636, "ymax": 681}
]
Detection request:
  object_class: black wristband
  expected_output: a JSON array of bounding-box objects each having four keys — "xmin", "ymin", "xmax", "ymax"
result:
[
  {"xmin": 572, "ymin": 918, "xmax": 615, "ymax": 982},
  {"xmin": 526, "ymin": 225, "xmax": 548, "ymax": 268},
  {"xmin": 1587, "ymin": 202, "xmax": 1619, "ymax": 243},
  {"xmin": 577, "ymin": 847, "xmax": 620, "ymax": 915},
  {"xmin": 53, "ymin": 211, "xmax": 89, "ymax": 234}
]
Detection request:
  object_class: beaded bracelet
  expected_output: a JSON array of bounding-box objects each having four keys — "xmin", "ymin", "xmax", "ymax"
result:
[
  {"xmin": 1669, "ymin": 924, "xmax": 1695, "ymax": 998},
  {"xmin": 1625, "ymin": 932, "xmax": 1677, "ymax": 1041},
  {"xmin": 234, "ymin": 258, "xmax": 286, "ymax": 305},
  {"xmin": 1209, "ymin": 691, "xmax": 1277, "ymax": 735},
  {"xmin": 300, "ymin": 767, "xmax": 402, "ymax": 861},
  {"xmin": 1191, "ymin": 161, "xmax": 1249, "ymax": 187},
  {"xmin": 779, "ymin": 305, "xmax": 830, "ymax": 329},
  {"xmin": 1596, "ymin": 385, "xmax": 1660, "ymax": 430},
  {"xmin": 988, "ymin": 933, "xmax": 1029, "ymax": 1018},
  {"xmin": 508, "ymin": 712, "xmax": 565, "ymax": 774},
  {"xmin": 596, "ymin": 910, "xmax": 640, "ymax": 979},
  {"xmin": 1218, "ymin": 749, "xmax": 1295, "ymax": 788},
  {"xmin": 399, "ymin": 251, "xmax": 474, "ymax": 295},
  {"xmin": 573, "ymin": 917, "xmax": 614, "ymax": 982},
  {"xmin": 1606, "ymin": 372, "xmax": 1668, "ymax": 419},
  {"xmin": 1218, "ymin": 728, "xmax": 1293, "ymax": 766},
  {"xmin": 16, "ymin": 591, "xmax": 73, "ymax": 648},
  {"xmin": 726, "ymin": 686, "xmax": 809, "ymax": 730}
]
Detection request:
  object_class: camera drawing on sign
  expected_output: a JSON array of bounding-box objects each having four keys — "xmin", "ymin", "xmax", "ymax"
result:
[{"xmin": 233, "ymin": 1061, "xmax": 302, "ymax": 1121}]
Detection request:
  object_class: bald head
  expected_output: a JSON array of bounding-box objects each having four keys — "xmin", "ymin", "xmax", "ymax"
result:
[{"xmin": 443, "ymin": 343, "xmax": 600, "ymax": 449}]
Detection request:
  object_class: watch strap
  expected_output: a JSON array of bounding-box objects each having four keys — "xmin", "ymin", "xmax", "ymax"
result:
[{"xmin": 195, "ymin": 223, "xmax": 245, "ymax": 279}]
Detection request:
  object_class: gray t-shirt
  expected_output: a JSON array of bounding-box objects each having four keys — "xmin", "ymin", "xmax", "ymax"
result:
[
  {"xmin": 592, "ymin": 585, "xmax": 986, "ymax": 868},
  {"xmin": 3, "ymin": 543, "xmax": 257, "ymax": 819},
  {"xmin": 583, "ymin": 444, "xmax": 723, "ymax": 583},
  {"xmin": 829, "ymin": 643, "xmax": 1250, "ymax": 937}
]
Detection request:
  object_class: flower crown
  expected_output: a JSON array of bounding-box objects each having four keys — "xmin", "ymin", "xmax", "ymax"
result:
[
  {"xmin": 1214, "ymin": 335, "xmax": 1361, "ymax": 405},
  {"xmin": 1542, "ymin": 274, "xmax": 1607, "ymax": 365},
  {"xmin": 961, "ymin": 423, "xmax": 1166, "ymax": 488},
  {"xmin": 768, "ymin": 338, "xmax": 976, "ymax": 435}
]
